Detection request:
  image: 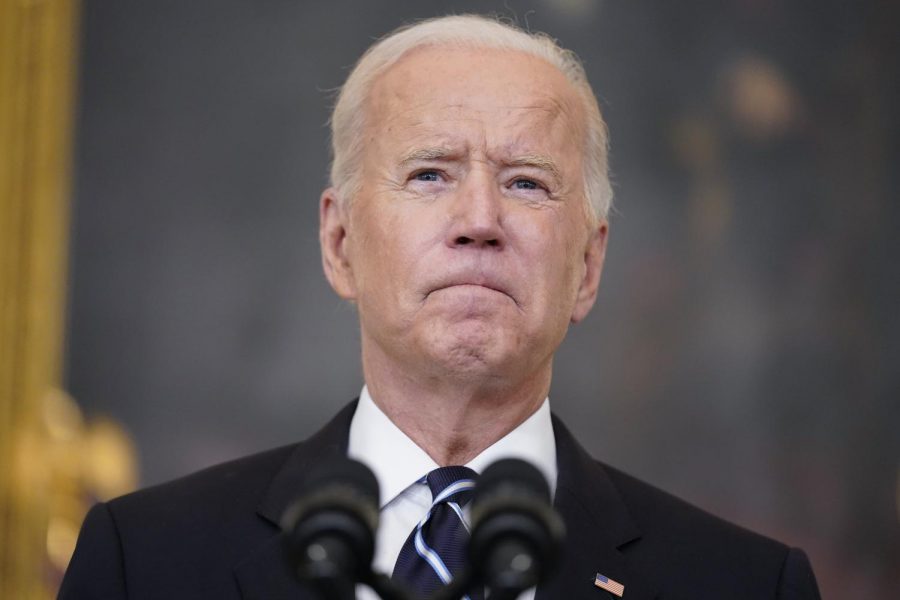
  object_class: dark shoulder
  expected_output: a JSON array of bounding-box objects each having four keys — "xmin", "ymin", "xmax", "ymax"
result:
[
  {"xmin": 107, "ymin": 443, "xmax": 296, "ymax": 528},
  {"xmin": 603, "ymin": 463, "xmax": 795, "ymax": 596},
  {"xmin": 78, "ymin": 443, "xmax": 303, "ymax": 590},
  {"xmin": 605, "ymin": 462, "xmax": 783, "ymax": 550}
]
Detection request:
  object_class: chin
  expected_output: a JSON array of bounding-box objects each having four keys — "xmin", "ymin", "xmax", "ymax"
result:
[{"xmin": 420, "ymin": 326, "xmax": 517, "ymax": 381}]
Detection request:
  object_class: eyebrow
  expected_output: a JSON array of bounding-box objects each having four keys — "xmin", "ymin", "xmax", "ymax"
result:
[
  {"xmin": 399, "ymin": 147, "xmax": 459, "ymax": 164},
  {"xmin": 506, "ymin": 154, "xmax": 563, "ymax": 181},
  {"xmin": 399, "ymin": 148, "xmax": 564, "ymax": 182}
]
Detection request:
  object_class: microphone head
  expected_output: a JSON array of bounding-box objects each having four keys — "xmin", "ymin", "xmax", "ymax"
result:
[
  {"xmin": 469, "ymin": 458, "xmax": 564, "ymax": 594},
  {"xmin": 281, "ymin": 457, "xmax": 380, "ymax": 585},
  {"xmin": 472, "ymin": 458, "xmax": 552, "ymax": 505},
  {"xmin": 296, "ymin": 455, "xmax": 380, "ymax": 507}
]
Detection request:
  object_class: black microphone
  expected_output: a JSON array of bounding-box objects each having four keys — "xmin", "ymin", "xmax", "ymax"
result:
[
  {"xmin": 281, "ymin": 457, "xmax": 380, "ymax": 600},
  {"xmin": 467, "ymin": 459, "xmax": 564, "ymax": 600}
]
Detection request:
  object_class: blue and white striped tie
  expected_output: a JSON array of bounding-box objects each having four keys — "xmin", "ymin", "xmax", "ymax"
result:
[{"xmin": 392, "ymin": 466, "xmax": 482, "ymax": 600}]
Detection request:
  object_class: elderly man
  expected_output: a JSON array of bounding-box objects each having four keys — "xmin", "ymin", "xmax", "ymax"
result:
[{"xmin": 60, "ymin": 15, "xmax": 820, "ymax": 600}]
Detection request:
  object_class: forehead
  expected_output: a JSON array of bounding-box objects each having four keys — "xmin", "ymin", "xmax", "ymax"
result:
[{"xmin": 365, "ymin": 46, "xmax": 586, "ymax": 161}]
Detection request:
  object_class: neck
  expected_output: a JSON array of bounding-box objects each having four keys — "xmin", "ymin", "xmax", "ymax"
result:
[{"xmin": 361, "ymin": 340, "xmax": 552, "ymax": 466}]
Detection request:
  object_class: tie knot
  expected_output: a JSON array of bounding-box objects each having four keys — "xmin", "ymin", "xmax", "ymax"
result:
[{"xmin": 426, "ymin": 466, "xmax": 477, "ymax": 506}]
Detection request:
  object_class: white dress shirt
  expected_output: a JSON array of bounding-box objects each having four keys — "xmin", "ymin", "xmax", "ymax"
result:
[{"xmin": 348, "ymin": 385, "xmax": 557, "ymax": 600}]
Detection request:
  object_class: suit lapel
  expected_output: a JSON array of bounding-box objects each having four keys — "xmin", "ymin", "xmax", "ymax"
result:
[
  {"xmin": 536, "ymin": 416, "xmax": 659, "ymax": 600},
  {"xmin": 233, "ymin": 401, "xmax": 358, "ymax": 600},
  {"xmin": 232, "ymin": 402, "xmax": 659, "ymax": 599}
]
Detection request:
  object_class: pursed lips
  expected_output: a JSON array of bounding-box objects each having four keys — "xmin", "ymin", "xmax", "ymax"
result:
[{"xmin": 425, "ymin": 276, "xmax": 518, "ymax": 306}]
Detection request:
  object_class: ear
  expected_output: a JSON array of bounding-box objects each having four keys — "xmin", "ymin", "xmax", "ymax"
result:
[
  {"xmin": 571, "ymin": 220, "xmax": 609, "ymax": 323},
  {"xmin": 319, "ymin": 188, "xmax": 358, "ymax": 301}
]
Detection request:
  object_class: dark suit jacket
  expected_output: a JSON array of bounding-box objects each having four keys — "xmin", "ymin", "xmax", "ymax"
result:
[{"xmin": 59, "ymin": 401, "xmax": 820, "ymax": 599}]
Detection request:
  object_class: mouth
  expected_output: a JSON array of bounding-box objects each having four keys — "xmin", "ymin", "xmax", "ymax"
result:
[
  {"xmin": 442, "ymin": 282, "xmax": 506, "ymax": 294},
  {"xmin": 426, "ymin": 277, "xmax": 519, "ymax": 308}
]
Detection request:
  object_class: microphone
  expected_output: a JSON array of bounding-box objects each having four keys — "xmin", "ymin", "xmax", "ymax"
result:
[
  {"xmin": 281, "ymin": 457, "xmax": 380, "ymax": 600},
  {"xmin": 467, "ymin": 459, "xmax": 564, "ymax": 600}
]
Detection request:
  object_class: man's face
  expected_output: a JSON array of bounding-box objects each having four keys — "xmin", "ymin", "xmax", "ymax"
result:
[{"xmin": 321, "ymin": 46, "xmax": 607, "ymax": 385}]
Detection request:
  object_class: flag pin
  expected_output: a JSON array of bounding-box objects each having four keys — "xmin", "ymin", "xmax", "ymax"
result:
[{"xmin": 594, "ymin": 572, "xmax": 625, "ymax": 597}]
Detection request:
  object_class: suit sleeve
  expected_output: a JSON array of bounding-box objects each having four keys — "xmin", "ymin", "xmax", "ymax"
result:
[
  {"xmin": 58, "ymin": 502, "xmax": 128, "ymax": 599},
  {"xmin": 776, "ymin": 547, "xmax": 821, "ymax": 600}
]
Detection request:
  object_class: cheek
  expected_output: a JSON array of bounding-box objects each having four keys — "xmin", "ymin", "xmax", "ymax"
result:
[
  {"xmin": 350, "ymin": 208, "xmax": 429, "ymax": 299},
  {"xmin": 516, "ymin": 211, "xmax": 580, "ymax": 270},
  {"xmin": 517, "ymin": 213, "xmax": 587, "ymax": 309},
  {"xmin": 356, "ymin": 224, "xmax": 400, "ymax": 289}
]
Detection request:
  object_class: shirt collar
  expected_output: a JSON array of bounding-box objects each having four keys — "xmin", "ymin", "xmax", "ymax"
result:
[{"xmin": 348, "ymin": 385, "xmax": 557, "ymax": 508}]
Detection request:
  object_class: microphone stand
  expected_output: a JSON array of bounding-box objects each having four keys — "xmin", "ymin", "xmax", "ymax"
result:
[
  {"xmin": 363, "ymin": 571, "xmax": 413, "ymax": 600},
  {"xmin": 360, "ymin": 567, "xmax": 481, "ymax": 600},
  {"xmin": 428, "ymin": 567, "xmax": 478, "ymax": 600}
]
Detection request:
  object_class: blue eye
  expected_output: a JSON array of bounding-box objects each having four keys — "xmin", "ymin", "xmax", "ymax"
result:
[
  {"xmin": 513, "ymin": 179, "xmax": 539, "ymax": 190},
  {"xmin": 414, "ymin": 171, "xmax": 440, "ymax": 182}
]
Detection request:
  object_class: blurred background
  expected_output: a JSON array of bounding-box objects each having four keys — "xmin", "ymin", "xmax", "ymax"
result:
[{"xmin": 1, "ymin": 0, "xmax": 897, "ymax": 597}]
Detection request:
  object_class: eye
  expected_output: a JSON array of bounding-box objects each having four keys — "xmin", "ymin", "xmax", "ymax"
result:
[
  {"xmin": 412, "ymin": 170, "xmax": 441, "ymax": 182},
  {"xmin": 506, "ymin": 175, "xmax": 553, "ymax": 201},
  {"xmin": 512, "ymin": 178, "xmax": 540, "ymax": 190}
]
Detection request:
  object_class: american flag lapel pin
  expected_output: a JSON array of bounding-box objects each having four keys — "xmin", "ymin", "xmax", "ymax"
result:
[{"xmin": 594, "ymin": 572, "xmax": 625, "ymax": 597}]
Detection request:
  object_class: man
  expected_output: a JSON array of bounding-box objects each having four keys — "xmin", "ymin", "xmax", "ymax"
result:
[{"xmin": 60, "ymin": 15, "xmax": 821, "ymax": 600}]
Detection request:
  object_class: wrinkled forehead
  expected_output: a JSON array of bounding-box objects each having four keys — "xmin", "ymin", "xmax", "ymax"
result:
[{"xmin": 364, "ymin": 45, "xmax": 587, "ymax": 159}]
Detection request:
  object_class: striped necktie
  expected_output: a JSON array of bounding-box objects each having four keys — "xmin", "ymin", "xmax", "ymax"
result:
[{"xmin": 392, "ymin": 466, "xmax": 482, "ymax": 600}]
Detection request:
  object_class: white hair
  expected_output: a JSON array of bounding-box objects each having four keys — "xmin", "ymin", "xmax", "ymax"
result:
[{"xmin": 329, "ymin": 14, "xmax": 613, "ymax": 221}]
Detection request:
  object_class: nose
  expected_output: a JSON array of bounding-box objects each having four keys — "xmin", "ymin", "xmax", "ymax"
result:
[{"xmin": 446, "ymin": 170, "xmax": 505, "ymax": 250}]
